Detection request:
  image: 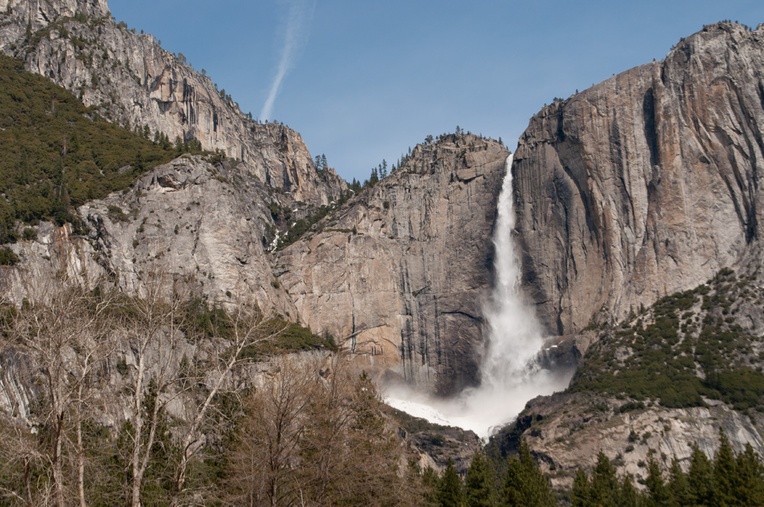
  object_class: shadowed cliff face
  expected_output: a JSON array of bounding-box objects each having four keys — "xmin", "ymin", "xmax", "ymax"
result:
[
  {"xmin": 277, "ymin": 134, "xmax": 508, "ymax": 395},
  {"xmin": 514, "ymin": 22, "xmax": 764, "ymax": 336},
  {"xmin": 0, "ymin": 0, "xmax": 345, "ymax": 207}
]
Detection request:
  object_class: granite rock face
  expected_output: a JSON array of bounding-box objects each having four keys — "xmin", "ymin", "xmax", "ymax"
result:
[
  {"xmin": 502, "ymin": 22, "xmax": 764, "ymax": 480},
  {"xmin": 514, "ymin": 22, "xmax": 764, "ymax": 335},
  {"xmin": 0, "ymin": 0, "xmax": 344, "ymax": 206},
  {"xmin": 277, "ymin": 134, "xmax": 508, "ymax": 394},
  {"xmin": 493, "ymin": 392, "xmax": 764, "ymax": 489},
  {"xmin": 1, "ymin": 156, "xmax": 298, "ymax": 317}
]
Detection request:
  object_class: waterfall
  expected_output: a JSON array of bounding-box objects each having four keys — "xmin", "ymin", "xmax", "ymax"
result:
[
  {"xmin": 482, "ymin": 153, "xmax": 544, "ymax": 379},
  {"xmin": 385, "ymin": 154, "xmax": 573, "ymax": 438}
]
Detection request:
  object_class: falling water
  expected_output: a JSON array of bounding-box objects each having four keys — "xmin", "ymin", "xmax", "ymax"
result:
[{"xmin": 385, "ymin": 154, "xmax": 574, "ymax": 437}]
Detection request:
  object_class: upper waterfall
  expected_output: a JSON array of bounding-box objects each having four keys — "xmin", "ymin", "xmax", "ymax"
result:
[{"xmin": 385, "ymin": 153, "xmax": 574, "ymax": 437}]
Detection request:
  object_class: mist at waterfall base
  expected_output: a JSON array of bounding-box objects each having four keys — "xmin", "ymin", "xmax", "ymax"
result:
[{"xmin": 384, "ymin": 154, "xmax": 574, "ymax": 438}]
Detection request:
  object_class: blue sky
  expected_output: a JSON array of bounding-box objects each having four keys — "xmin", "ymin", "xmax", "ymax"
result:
[{"xmin": 108, "ymin": 1, "xmax": 764, "ymax": 182}]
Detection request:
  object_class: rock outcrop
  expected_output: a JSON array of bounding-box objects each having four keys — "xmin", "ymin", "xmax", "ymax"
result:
[
  {"xmin": 0, "ymin": 0, "xmax": 344, "ymax": 206},
  {"xmin": 514, "ymin": 22, "xmax": 764, "ymax": 335},
  {"xmin": 491, "ymin": 392, "xmax": 764, "ymax": 489},
  {"xmin": 1, "ymin": 155, "xmax": 299, "ymax": 316},
  {"xmin": 277, "ymin": 134, "xmax": 508, "ymax": 394}
]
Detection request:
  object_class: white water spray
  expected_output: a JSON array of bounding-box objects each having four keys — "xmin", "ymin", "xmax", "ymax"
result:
[{"xmin": 386, "ymin": 154, "xmax": 574, "ymax": 437}]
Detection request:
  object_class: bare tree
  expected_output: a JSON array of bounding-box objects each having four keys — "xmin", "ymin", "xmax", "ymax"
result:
[
  {"xmin": 117, "ymin": 276, "xmax": 188, "ymax": 507},
  {"xmin": 171, "ymin": 303, "xmax": 288, "ymax": 502},
  {"xmin": 3, "ymin": 285, "xmax": 115, "ymax": 507},
  {"xmin": 227, "ymin": 355, "xmax": 425, "ymax": 507},
  {"xmin": 227, "ymin": 357, "xmax": 319, "ymax": 506}
]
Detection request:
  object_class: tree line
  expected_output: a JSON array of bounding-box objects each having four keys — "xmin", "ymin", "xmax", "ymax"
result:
[{"xmin": 430, "ymin": 432, "xmax": 764, "ymax": 506}]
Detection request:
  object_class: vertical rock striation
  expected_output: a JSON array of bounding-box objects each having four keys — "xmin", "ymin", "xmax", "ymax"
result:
[
  {"xmin": 514, "ymin": 22, "xmax": 764, "ymax": 335},
  {"xmin": 277, "ymin": 134, "xmax": 508, "ymax": 394}
]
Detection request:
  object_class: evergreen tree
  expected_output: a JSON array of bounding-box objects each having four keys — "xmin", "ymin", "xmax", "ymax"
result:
[
  {"xmin": 618, "ymin": 474, "xmax": 641, "ymax": 507},
  {"xmin": 422, "ymin": 466, "xmax": 441, "ymax": 507},
  {"xmin": 369, "ymin": 166, "xmax": 379, "ymax": 186},
  {"xmin": 688, "ymin": 444, "xmax": 714, "ymax": 506},
  {"xmin": 589, "ymin": 451, "xmax": 618, "ymax": 506},
  {"xmin": 734, "ymin": 444, "xmax": 764, "ymax": 505},
  {"xmin": 465, "ymin": 451, "xmax": 495, "ymax": 507},
  {"xmin": 503, "ymin": 441, "xmax": 555, "ymax": 507},
  {"xmin": 570, "ymin": 469, "xmax": 591, "ymax": 507},
  {"xmin": 644, "ymin": 454, "xmax": 669, "ymax": 506},
  {"xmin": 713, "ymin": 431, "xmax": 738, "ymax": 506},
  {"xmin": 667, "ymin": 458, "xmax": 690, "ymax": 506},
  {"xmin": 438, "ymin": 460, "xmax": 464, "ymax": 507}
]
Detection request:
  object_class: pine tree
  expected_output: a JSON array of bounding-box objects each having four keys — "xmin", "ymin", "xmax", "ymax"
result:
[
  {"xmin": 438, "ymin": 460, "xmax": 464, "ymax": 507},
  {"xmin": 734, "ymin": 444, "xmax": 764, "ymax": 505},
  {"xmin": 465, "ymin": 451, "xmax": 495, "ymax": 507},
  {"xmin": 667, "ymin": 458, "xmax": 690, "ymax": 506},
  {"xmin": 422, "ymin": 466, "xmax": 441, "ymax": 506},
  {"xmin": 618, "ymin": 474, "xmax": 641, "ymax": 507},
  {"xmin": 713, "ymin": 431, "xmax": 738, "ymax": 506},
  {"xmin": 644, "ymin": 454, "xmax": 669, "ymax": 506},
  {"xmin": 503, "ymin": 441, "xmax": 555, "ymax": 507},
  {"xmin": 570, "ymin": 469, "xmax": 590, "ymax": 507},
  {"xmin": 369, "ymin": 166, "xmax": 379, "ymax": 186},
  {"xmin": 589, "ymin": 452, "xmax": 618, "ymax": 506},
  {"xmin": 688, "ymin": 444, "xmax": 714, "ymax": 506}
]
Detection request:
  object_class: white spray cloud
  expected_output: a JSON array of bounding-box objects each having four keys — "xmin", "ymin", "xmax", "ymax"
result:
[
  {"xmin": 260, "ymin": 0, "xmax": 315, "ymax": 122},
  {"xmin": 385, "ymin": 154, "xmax": 575, "ymax": 438}
]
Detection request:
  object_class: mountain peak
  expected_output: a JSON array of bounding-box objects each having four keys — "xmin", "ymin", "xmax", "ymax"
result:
[{"xmin": 1, "ymin": 0, "xmax": 110, "ymax": 30}]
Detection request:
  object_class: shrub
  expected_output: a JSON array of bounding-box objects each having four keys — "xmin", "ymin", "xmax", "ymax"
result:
[{"xmin": 0, "ymin": 246, "xmax": 19, "ymax": 265}]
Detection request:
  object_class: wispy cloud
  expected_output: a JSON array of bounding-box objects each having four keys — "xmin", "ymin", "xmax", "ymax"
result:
[{"xmin": 260, "ymin": 0, "xmax": 315, "ymax": 121}]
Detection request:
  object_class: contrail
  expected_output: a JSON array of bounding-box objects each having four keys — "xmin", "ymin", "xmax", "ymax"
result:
[{"xmin": 260, "ymin": 0, "xmax": 315, "ymax": 121}]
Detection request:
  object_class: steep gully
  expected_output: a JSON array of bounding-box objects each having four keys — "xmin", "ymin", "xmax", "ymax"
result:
[{"xmin": 385, "ymin": 155, "xmax": 574, "ymax": 437}]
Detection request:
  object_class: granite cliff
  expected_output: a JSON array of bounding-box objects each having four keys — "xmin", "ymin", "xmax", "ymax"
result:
[
  {"xmin": 515, "ymin": 21, "xmax": 764, "ymax": 336},
  {"xmin": 504, "ymin": 21, "xmax": 764, "ymax": 482},
  {"xmin": 278, "ymin": 134, "xmax": 508, "ymax": 395}
]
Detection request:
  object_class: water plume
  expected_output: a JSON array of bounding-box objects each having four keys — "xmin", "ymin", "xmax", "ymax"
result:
[
  {"xmin": 260, "ymin": 0, "xmax": 314, "ymax": 121},
  {"xmin": 385, "ymin": 154, "xmax": 574, "ymax": 438}
]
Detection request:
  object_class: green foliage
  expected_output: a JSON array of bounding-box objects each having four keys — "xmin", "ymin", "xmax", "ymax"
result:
[
  {"xmin": 667, "ymin": 458, "xmax": 691, "ymax": 506},
  {"xmin": 687, "ymin": 444, "xmax": 715, "ymax": 505},
  {"xmin": 644, "ymin": 454, "xmax": 669, "ymax": 506},
  {"xmin": 465, "ymin": 451, "xmax": 495, "ymax": 507},
  {"xmin": 0, "ymin": 53, "xmax": 181, "ymax": 243},
  {"xmin": 438, "ymin": 460, "xmax": 464, "ymax": 507},
  {"xmin": 589, "ymin": 451, "xmax": 619, "ymax": 505},
  {"xmin": 503, "ymin": 441, "xmax": 556, "ymax": 506},
  {"xmin": 180, "ymin": 297, "xmax": 235, "ymax": 341},
  {"xmin": 273, "ymin": 199, "xmax": 347, "ymax": 250},
  {"xmin": 571, "ymin": 269, "xmax": 764, "ymax": 411},
  {"xmin": 241, "ymin": 317, "xmax": 336, "ymax": 358},
  {"xmin": 570, "ymin": 469, "xmax": 590, "ymax": 507},
  {"xmin": 570, "ymin": 433, "xmax": 764, "ymax": 507},
  {"xmin": 713, "ymin": 431, "xmax": 738, "ymax": 505},
  {"xmin": 0, "ymin": 246, "xmax": 19, "ymax": 265},
  {"xmin": 106, "ymin": 204, "xmax": 130, "ymax": 223}
]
